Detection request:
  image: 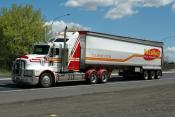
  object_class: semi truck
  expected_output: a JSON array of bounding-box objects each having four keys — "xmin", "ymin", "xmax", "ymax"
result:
[{"xmin": 12, "ymin": 30, "xmax": 163, "ymax": 87}]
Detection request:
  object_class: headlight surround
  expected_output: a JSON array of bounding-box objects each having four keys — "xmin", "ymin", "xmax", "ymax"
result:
[{"xmin": 24, "ymin": 70, "xmax": 33, "ymax": 76}]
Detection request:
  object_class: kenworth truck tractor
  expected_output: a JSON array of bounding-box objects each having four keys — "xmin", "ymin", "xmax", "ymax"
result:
[{"xmin": 12, "ymin": 31, "xmax": 163, "ymax": 88}]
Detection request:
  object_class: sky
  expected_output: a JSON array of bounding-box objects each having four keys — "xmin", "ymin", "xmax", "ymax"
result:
[{"xmin": 0, "ymin": 0, "xmax": 175, "ymax": 62}]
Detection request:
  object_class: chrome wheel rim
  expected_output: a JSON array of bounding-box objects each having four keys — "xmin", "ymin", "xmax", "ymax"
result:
[
  {"xmin": 102, "ymin": 74, "xmax": 108, "ymax": 82},
  {"xmin": 42, "ymin": 75, "xmax": 51, "ymax": 87},
  {"xmin": 91, "ymin": 74, "xmax": 97, "ymax": 84}
]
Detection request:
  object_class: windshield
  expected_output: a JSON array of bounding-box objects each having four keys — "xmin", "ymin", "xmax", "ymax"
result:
[
  {"xmin": 49, "ymin": 38, "xmax": 69, "ymax": 42},
  {"xmin": 32, "ymin": 45, "xmax": 50, "ymax": 55},
  {"xmin": 48, "ymin": 38, "xmax": 55, "ymax": 42},
  {"xmin": 55, "ymin": 38, "xmax": 69, "ymax": 42}
]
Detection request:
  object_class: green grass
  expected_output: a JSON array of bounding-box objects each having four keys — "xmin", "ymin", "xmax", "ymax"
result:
[{"xmin": 0, "ymin": 68, "xmax": 11, "ymax": 77}]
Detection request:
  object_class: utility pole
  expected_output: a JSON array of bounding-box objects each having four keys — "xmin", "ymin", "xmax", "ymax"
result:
[
  {"xmin": 51, "ymin": 13, "xmax": 70, "ymax": 35},
  {"xmin": 62, "ymin": 26, "xmax": 68, "ymax": 72}
]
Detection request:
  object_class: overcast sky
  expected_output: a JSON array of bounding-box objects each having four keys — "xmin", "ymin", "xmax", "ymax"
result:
[{"xmin": 1, "ymin": 0, "xmax": 175, "ymax": 61}]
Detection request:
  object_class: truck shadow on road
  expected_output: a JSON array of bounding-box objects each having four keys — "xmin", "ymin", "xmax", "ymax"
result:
[
  {"xmin": 0, "ymin": 76, "xmax": 156, "ymax": 90},
  {"xmin": 53, "ymin": 76, "xmax": 134, "ymax": 87},
  {"xmin": 0, "ymin": 73, "xmax": 172, "ymax": 91},
  {"xmin": 0, "ymin": 77, "xmax": 129, "ymax": 88}
]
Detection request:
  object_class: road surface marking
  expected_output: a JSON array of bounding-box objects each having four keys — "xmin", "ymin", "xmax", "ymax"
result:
[
  {"xmin": 50, "ymin": 114, "xmax": 57, "ymax": 117},
  {"xmin": 0, "ymin": 78, "xmax": 11, "ymax": 81},
  {"xmin": 163, "ymin": 71, "xmax": 175, "ymax": 73}
]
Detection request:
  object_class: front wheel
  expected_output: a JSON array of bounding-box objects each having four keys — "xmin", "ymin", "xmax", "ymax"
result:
[{"xmin": 39, "ymin": 73, "xmax": 53, "ymax": 88}]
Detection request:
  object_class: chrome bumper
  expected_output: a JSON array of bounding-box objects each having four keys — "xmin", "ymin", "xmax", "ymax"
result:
[
  {"xmin": 12, "ymin": 73, "xmax": 39, "ymax": 85},
  {"xmin": 12, "ymin": 59, "xmax": 39, "ymax": 85}
]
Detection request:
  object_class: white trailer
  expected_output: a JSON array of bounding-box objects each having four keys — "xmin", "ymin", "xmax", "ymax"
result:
[{"xmin": 12, "ymin": 31, "xmax": 163, "ymax": 87}]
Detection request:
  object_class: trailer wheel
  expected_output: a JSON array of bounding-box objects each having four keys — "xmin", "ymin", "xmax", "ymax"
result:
[
  {"xmin": 155, "ymin": 70, "xmax": 162, "ymax": 79},
  {"xmin": 39, "ymin": 73, "xmax": 53, "ymax": 88},
  {"xmin": 143, "ymin": 70, "xmax": 149, "ymax": 80},
  {"xmin": 99, "ymin": 71, "xmax": 108, "ymax": 83},
  {"xmin": 149, "ymin": 71, "xmax": 155, "ymax": 80}
]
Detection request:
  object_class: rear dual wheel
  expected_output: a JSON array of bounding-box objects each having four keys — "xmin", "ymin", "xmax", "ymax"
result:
[
  {"xmin": 143, "ymin": 70, "xmax": 162, "ymax": 80},
  {"xmin": 150, "ymin": 70, "xmax": 162, "ymax": 80},
  {"xmin": 86, "ymin": 69, "xmax": 109, "ymax": 84},
  {"xmin": 155, "ymin": 70, "xmax": 162, "ymax": 79},
  {"xmin": 99, "ymin": 71, "xmax": 108, "ymax": 83},
  {"xmin": 150, "ymin": 71, "xmax": 156, "ymax": 80},
  {"xmin": 90, "ymin": 72, "xmax": 98, "ymax": 84},
  {"xmin": 143, "ymin": 70, "xmax": 149, "ymax": 80},
  {"xmin": 86, "ymin": 71, "xmax": 98, "ymax": 84}
]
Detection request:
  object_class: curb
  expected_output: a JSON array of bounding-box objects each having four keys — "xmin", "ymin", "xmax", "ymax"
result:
[
  {"xmin": 0, "ymin": 78, "xmax": 11, "ymax": 80},
  {"xmin": 163, "ymin": 71, "xmax": 175, "ymax": 73}
]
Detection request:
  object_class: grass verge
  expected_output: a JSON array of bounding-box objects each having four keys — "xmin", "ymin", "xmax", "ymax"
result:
[{"xmin": 0, "ymin": 68, "xmax": 11, "ymax": 77}]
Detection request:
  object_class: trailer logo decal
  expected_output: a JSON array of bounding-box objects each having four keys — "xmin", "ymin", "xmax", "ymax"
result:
[{"xmin": 144, "ymin": 48, "xmax": 160, "ymax": 61}]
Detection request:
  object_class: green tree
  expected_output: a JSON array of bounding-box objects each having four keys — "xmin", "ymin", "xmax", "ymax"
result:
[{"xmin": 0, "ymin": 4, "xmax": 48, "ymax": 69}]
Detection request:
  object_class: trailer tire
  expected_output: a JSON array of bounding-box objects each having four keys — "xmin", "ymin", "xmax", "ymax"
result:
[
  {"xmin": 143, "ymin": 70, "xmax": 149, "ymax": 80},
  {"xmin": 149, "ymin": 71, "xmax": 155, "ymax": 80},
  {"xmin": 155, "ymin": 70, "xmax": 162, "ymax": 79},
  {"xmin": 39, "ymin": 73, "xmax": 53, "ymax": 88}
]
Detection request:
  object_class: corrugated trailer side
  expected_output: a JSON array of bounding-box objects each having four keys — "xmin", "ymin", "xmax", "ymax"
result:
[
  {"xmin": 79, "ymin": 31, "xmax": 163, "ymax": 82},
  {"xmin": 85, "ymin": 32, "xmax": 162, "ymax": 68}
]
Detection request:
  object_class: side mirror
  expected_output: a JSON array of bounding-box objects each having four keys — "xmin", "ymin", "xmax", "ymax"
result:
[{"xmin": 50, "ymin": 48, "xmax": 56, "ymax": 57}]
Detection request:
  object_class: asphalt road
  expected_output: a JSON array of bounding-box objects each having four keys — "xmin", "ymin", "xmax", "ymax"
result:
[
  {"xmin": 0, "ymin": 72, "xmax": 174, "ymax": 92},
  {"xmin": 0, "ymin": 72, "xmax": 174, "ymax": 103},
  {"xmin": 0, "ymin": 72, "xmax": 174, "ymax": 117}
]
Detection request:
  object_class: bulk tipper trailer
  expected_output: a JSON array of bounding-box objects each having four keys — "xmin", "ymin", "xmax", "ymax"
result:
[{"xmin": 12, "ymin": 31, "xmax": 163, "ymax": 87}]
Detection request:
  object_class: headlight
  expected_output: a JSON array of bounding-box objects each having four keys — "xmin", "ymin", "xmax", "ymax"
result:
[{"xmin": 24, "ymin": 70, "xmax": 33, "ymax": 76}]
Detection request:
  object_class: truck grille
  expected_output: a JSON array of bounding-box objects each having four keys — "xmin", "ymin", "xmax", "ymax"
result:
[{"xmin": 13, "ymin": 59, "xmax": 25, "ymax": 75}]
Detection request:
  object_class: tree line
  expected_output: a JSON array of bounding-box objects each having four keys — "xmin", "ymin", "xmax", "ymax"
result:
[
  {"xmin": 0, "ymin": 4, "xmax": 48, "ymax": 70},
  {"xmin": 0, "ymin": 4, "xmax": 173, "ymax": 71}
]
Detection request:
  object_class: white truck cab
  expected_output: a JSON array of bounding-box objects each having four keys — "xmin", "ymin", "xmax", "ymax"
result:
[{"xmin": 12, "ymin": 31, "xmax": 80, "ymax": 87}]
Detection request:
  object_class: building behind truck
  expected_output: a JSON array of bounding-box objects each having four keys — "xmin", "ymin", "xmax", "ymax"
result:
[{"xmin": 12, "ymin": 31, "xmax": 163, "ymax": 87}]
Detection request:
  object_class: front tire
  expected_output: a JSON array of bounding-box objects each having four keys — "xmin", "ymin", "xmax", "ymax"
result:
[{"xmin": 39, "ymin": 73, "xmax": 53, "ymax": 88}]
